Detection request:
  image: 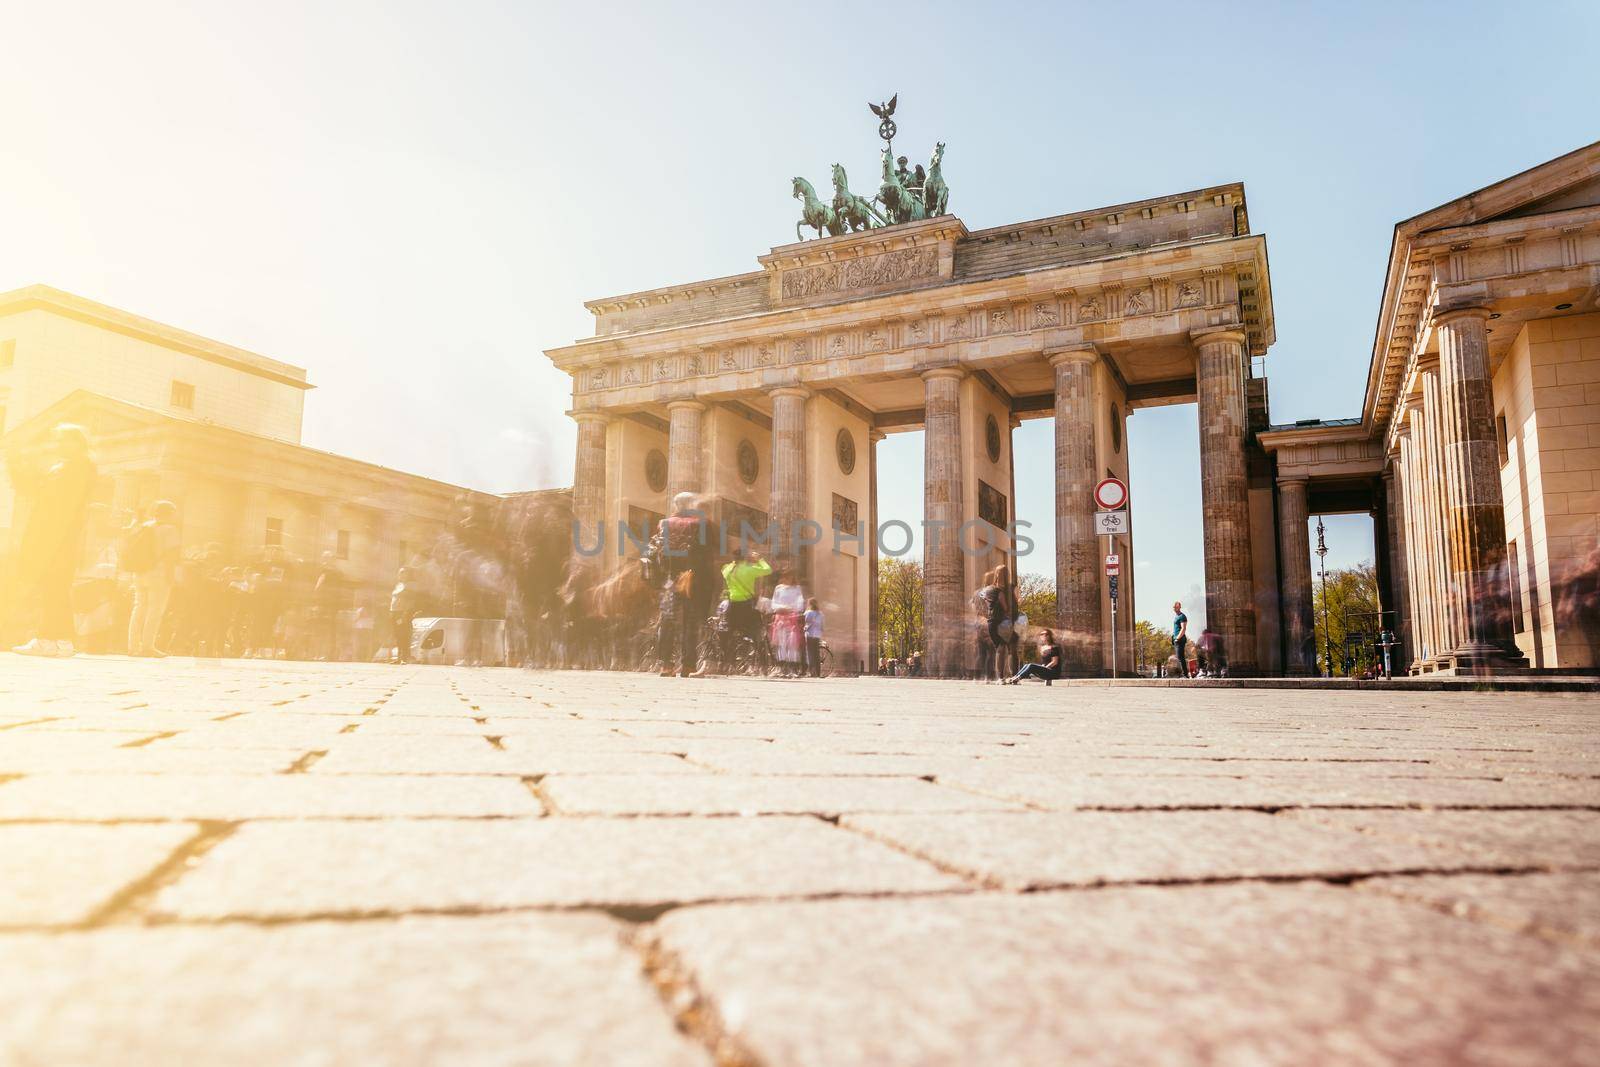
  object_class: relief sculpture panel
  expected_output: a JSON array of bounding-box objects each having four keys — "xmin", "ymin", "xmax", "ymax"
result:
[{"xmin": 780, "ymin": 247, "xmax": 939, "ymax": 300}]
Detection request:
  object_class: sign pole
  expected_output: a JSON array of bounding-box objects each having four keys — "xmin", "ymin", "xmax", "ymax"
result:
[{"xmin": 1109, "ymin": 532, "xmax": 1118, "ymax": 680}]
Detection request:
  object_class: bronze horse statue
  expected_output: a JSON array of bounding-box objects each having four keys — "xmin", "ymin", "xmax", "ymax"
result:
[
  {"xmin": 923, "ymin": 141, "xmax": 949, "ymax": 217},
  {"xmin": 879, "ymin": 148, "xmax": 926, "ymax": 225},
  {"xmin": 793, "ymin": 177, "xmax": 844, "ymax": 240},
  {"xmin": 830, "ymin": 163, "xmax": 884, "ymax": 232}
]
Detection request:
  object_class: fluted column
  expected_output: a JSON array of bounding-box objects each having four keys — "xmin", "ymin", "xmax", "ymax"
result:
[
  {"xmin": 1192, "ymin": 326, "xmax": 1258, "ymax": 673},
  {"xmin": 868, "ymin": 428, "xmax": 884, "ymax": 670},
  {"xmin": 571, "ymin": 412, "xmax": 609, "ymax": 562},
  {"xmin": 1049, "ymin": 346, "xmax": 1101, "ymax": 674},
  {"xmin": 1435, "ymin": 307, "xmax": 1527, "ymax": 668},
  {"xmin": 921, "ymin": 367, "xmax": 965, "ymax": 677},
  {"xmin": 1383, "ymin": 465, "xmax": 1410, "ymax": 668},
  {"xmin": 769, "ymin": 387, "xmax": 809, "ymax": 570},
  {"xmin": 1277, "ymin": 477, "xmax": 1315, "ymax": 675},
  {"xmin": 665, "ymin": 400, "xmax": 705, "ymax": 500},
  {"xmin": 1396, "ymin": 413, "xmax": 1430, "ymax": 670},
  {"xmin": 1419, "ymin": 359, "xmax": 1459, "ymax": 664}
]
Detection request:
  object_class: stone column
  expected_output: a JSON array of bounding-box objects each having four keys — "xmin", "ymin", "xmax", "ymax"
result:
[
  {"xmin": 1419, "ymin": 359, "xmax": 1459, "ymax": 665},
  {"xmin": 1192, "ymin": 327, "xmax": 1258, "ymax": 673},
  {"xmin": 1049, "ymin": 346, "xmax": 1101, "ymax": 674},
  {"xmin": 1383, "ymin": 465, "xmax": 1410, "ymax": 668},
  {"xmin": 1396, "ymin": 415, "xmax": 1430, "ymax": 670},
  {"xmin": 1435, "ymin": 307, "xmax": 1527, "ymax": 668},
  {"xmin": 921, "ymin": 368, "xmax": 965, "ymax": 678},
  {"xmin": 665, "ymin": 400, "xmax": 705, "ymax": 500},
  {"xmin": 571, "ymin": 413, "xmax": 609, "ymax": 562},
  {"xmin": 769, "ymin": 387, "xmax": 809, "ymax": 570},
  {"xmin": 1277, "ymin": 477, "xmax": 1315, "ymax": 675},
  {"xmin": 867, "ymin": 428, "xmax": 883, "ymax": 671}
]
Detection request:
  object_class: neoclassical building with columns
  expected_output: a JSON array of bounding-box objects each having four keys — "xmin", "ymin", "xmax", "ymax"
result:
[
  {"xmin": 548, "ymin": 192, "xmax": 1277, "ymax": 677},
  {"xmin": 1262, "ymin": 140, "xmax": 1600, "ymax": 674}
]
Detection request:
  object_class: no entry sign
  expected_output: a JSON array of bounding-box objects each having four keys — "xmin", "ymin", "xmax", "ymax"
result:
[{"xmin": 1094, "ymin": 477, "xmax": 1128, "ymax": 510}]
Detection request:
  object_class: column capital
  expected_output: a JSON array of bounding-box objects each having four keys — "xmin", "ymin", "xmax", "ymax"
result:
[
  {"xmin": 1276, "ymin": 475, "xmax": 1309, "ymax": 492},
  {"xmin": 568, "ymin": 410, "xmax": 611, "ymax": 426},
  {"xmin": 920, "ymin": 366, "xmax": 966, "ymax": 384},
  {"xmin": 665, "ymin": 399, "xmax": 706, "ymax": 413},
  {"xmin": 1415, "ymin": 351, "xmax": 1441, "ymax": 373},
  {"xmin": 1190, "ymin": 325, "xmax": 1248, "ymax": 348},
  {"xmin": 869, "ymin": 428, "xmax": 888, "ymax": 443},
  {"xmin": 1045, "ymin": 344, "xmax": 1099, "ymax": 367},
  {"xmin": 1432, "ymin": 305, "xmax": 1492, "ymax": 328},
  {"xmin": 768, "ymin": 385, "xmax": 812, "ymax": 401}
]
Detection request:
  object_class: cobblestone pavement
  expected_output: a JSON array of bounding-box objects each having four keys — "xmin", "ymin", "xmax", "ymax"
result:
[{"xmin": 2, "ymin": 656, "xmax": 1597, "ymax": 1065}]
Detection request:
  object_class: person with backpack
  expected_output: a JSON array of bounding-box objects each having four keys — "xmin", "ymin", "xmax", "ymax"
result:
[
  {"xmin": 650, "ymin": 493, "xmax": 712, "ymax": 677},
  {"xmin": 124, "ymin": 500, "xmax": 181, "ymax": 657}
]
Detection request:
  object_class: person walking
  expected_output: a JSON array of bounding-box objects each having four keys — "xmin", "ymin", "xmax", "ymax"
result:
[
  {"xmin": 390, "ymin": 566, "xmax": 420, "ymax": 663},
  {"xmin": 803, "ymin": 597, "xmax": 824, "ymax": 678},
  {"xmin": 124, "ymin": 500, "xmax": 180, "ymax": 657},
  {"xmin": 9, "ymin": 424, "xmax": 98, "ymax": 657},
  {"xmin": 1004, "ymin": 629, "xmax": 1062, "ymax": 686},
  {"xmin": 653, "ymin": 493, "xmax": 711, "ymax": 677},
  {"xmin": 769, "ymin": 569, "xmax": 806, "ymax": 677},
  {"xmin": 972, "ymin": 568, "xmax": 1003, "ymax": 681},
  {"xmin": 1171, "ymin": 601, "xmax": 1192, "ymax": 678}
]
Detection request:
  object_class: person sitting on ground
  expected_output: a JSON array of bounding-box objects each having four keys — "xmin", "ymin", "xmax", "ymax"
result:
[{"xmin": 1005, "ymin": 629, "xmax": 1061, "ymax": 686}]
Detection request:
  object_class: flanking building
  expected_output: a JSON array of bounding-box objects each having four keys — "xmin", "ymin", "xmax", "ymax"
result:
[{"xmin": 0, "ymin": 285, "xmax": 496, "ymax": 646}]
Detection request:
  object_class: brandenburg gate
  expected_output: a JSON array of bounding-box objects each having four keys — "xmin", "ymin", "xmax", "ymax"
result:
[{"xmin": 546, "ymin": 179, "xmax": 1279, "ymax": 677}]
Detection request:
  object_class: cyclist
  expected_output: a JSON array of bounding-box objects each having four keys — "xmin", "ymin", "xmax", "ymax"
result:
[{"xmin": 720, "ymin": 545, "xmax": 771, "ymax": 645}]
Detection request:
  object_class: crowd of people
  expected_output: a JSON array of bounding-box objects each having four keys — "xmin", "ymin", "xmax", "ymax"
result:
[{"xmin": 647, "ymin": 493, "xmax": 828, "ymax": 678}]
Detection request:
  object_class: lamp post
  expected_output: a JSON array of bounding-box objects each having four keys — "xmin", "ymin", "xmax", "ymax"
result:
[{"xmin": 1315, "ymin": 515, "xmax": 1332, "ymax": 678}]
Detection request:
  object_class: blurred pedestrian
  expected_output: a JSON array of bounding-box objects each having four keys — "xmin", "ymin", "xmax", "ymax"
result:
[
  {"xmin": 652, "ymin": 493, "xmax": 711, "ymax": 677},
  {"xmin": 124, "ymin": 500, "xmax": 180, "ymax": 657},
  {"xmin": 390, "ymin": 566, "xmax": 420, "ymax": 663},
  {"xmin": 769, "ymin": 568, "xmax": 805, "ymax": 677},
  {"xmin": 9, "ymin": 424, "xmax": 97, "ymax": 657},
  {"xmin": 804, "ymin": 597, "xmax": 824, "ymax": 678}
]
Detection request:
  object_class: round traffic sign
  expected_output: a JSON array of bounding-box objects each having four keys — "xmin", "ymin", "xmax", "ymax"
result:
[{"xmin": 1094, "ymin": 477, "xmax": 1128, "ymax": 510}]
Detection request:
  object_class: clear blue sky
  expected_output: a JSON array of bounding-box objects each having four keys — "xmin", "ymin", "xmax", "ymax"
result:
[{"xmin": 6, "ymin": 1, "xmax": 1596, "ymax": 627}]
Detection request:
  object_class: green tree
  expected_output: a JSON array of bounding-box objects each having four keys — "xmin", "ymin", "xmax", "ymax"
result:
[
  {"xmin": 1132, "ymin": 619, "xmax": 1171, "ymax": 675},
  {"xmin": 1015, "ymin": 572, "xmax": 1057, "ymax": 630},
  {"xmin": 876, "ymin": 557, "xmax": 923, "ymax": 662},
  {"xmin": 1311, "ymin": 560, "xmax": 1382, "ymax": 676}
]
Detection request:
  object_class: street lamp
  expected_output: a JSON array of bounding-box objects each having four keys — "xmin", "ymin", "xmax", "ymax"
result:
[{"xmin": 1315, "ymin": 515, "xmax": 1332, "ymax": 678}]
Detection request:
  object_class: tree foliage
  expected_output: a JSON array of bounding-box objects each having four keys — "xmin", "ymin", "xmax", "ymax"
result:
[
  {"xmin": 1310, "ymin": 560, "xmax": 1384, "ymax": 676},
  {"xmin": 1132, "ymin": 619, "xmax": 1171, "ymax": 674},
  {"xmin": 876, "ymin": 556, "xmax": 923, "ymax": 662},
  {"xmin": 1015, "ymin": 572, "xmax": 1057, "ymax": 630}
]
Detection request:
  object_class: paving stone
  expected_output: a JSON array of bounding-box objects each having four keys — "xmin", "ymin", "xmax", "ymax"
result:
[
  {"xmin": 0, "ymin": 824, "xmax": 196, "ymax": 926},
  {"xmin": 935, "ymin": 766, "xmax": 1600, "ymax": 809},
  {"xmin": 648, "ymin": 883, "xmax": 1600, "ymax": 1067},
  {"xmin": 153, "ymin": 817, "xmax": 963, "ymax": 918},
  {"xmin": 0, "ymin": 744, "xmax": 312, "ymax": 774},
  {"xmin": 540, "ymin": 774, "xmax": 1022, "ymax": 816},
  {"xmin": 310, "ymin": 735, "xmax": 697, "ymax": 776},
  {"xmin": 0, "ymin": 915, "xmax": 709, "ymax": 1066},
  {"xmin": 1358, "ymin": 872, "xmax": 1600, "ymax": 946},
  {"xmin": 1285, "ymin": 810, "xmax": 1600, "ymax": 868},
  {"xmin": 0, "ymin": 774, "xmax": 538, "ymax": 820},
  {"xmin": 840, "ymin": 810, "xmax": 1481, "ymax": 889}
]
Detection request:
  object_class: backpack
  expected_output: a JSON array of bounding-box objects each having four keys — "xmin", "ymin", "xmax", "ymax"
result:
[{"xmin": 121, "ymin": 521, "xmax": 159, "ymax": 574}]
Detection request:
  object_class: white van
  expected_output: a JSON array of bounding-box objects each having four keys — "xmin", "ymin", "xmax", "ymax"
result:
[{"xmin": 410, "ymin": 617, "xmax": 507, "ymax": 666}]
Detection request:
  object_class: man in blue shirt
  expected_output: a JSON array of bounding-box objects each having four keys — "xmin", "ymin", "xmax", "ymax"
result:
[{"xmin": 1171, "ymin": 601, "xmax": 1191, "ymax": 678}]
